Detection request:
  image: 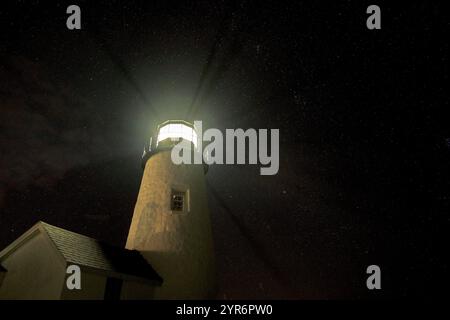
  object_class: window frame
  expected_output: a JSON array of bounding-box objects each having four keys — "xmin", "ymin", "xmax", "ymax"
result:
[{"xmin": 170, "ymin": 187, "xmax": 190, "ymax": 213}]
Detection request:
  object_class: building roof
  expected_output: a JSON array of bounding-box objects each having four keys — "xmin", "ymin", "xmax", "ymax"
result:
[{"xmin": 0, "ymin": 222, "xmax": 162, "ymax": 285}]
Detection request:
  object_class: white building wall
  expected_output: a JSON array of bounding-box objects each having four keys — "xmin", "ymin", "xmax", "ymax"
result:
[
  {"xmin": 0, "ymin": 230, "xmax": 66, "ymax": 300},
  {"xmin": 60, "ymin": 270, "xmax": 107, "ymax": 300}
]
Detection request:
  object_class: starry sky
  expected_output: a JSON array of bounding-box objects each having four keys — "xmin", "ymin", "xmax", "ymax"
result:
[{"xmin": 0, "ymin": 1, "xmax": 448, "ymax": 299}]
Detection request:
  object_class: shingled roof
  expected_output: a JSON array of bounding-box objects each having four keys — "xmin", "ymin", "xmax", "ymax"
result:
[{"xmin": 0, "ymin": 221, "xmax": 162, "ymax": 285}]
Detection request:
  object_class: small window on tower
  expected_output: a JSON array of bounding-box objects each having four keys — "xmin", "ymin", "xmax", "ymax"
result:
[{"xmin": 171, "ymin": 190, "xmax": 185, "ymax": 212}]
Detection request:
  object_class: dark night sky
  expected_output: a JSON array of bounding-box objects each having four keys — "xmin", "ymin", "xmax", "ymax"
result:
[{"xmin": 0, "ymin": 1, "xmax": 448, "ymax": 299}]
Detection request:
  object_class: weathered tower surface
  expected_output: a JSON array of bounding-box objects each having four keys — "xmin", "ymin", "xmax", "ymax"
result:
[{"xmin": 126, "ymin": 120, "xmax": 216, "ymax": 299}]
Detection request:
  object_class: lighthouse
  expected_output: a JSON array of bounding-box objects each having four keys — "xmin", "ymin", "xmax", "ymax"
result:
[{"xmin": 126, "ymin": 120, "xmax": 216, "ymax": 299}]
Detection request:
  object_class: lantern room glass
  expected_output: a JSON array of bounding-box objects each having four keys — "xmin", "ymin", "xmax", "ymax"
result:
[{"xmin": 156, "ymin": 122, "xmax": 198, "ymax": 148}]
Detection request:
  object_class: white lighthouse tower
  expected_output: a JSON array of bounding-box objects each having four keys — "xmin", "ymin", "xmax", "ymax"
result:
[{"xmin": 126, "ymin": 120, "xmax": 216, "ymax": 299}]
